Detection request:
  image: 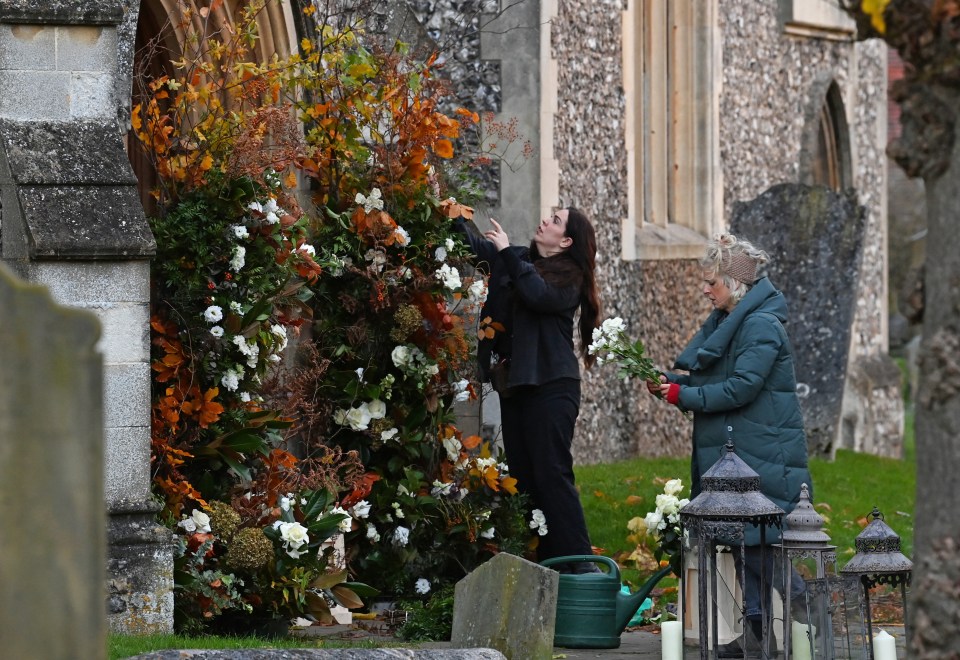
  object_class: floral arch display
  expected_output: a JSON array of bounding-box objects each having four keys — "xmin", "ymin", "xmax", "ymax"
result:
[{"xmin": 130, "ymin": 0, "xmax": 536, "ymax": 632}]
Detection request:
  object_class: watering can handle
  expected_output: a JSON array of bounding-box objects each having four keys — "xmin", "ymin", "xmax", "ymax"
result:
[{"xmin": 540, "ymin": 555, "xmax": 621, "ymax": 579}]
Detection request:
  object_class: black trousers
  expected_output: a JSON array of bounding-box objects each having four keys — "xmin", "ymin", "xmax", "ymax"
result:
[{"xmin": 499, "ymin": 377, "xmax": 593, "ymax": 561}]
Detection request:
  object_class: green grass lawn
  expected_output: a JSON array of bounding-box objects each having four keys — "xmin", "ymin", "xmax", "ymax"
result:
[{"xmin": 576, "ymin": 409, "xmax": 916, "ymax": 591}]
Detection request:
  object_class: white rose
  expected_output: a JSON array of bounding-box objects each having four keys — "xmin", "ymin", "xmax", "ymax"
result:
[
  {"xmin": 279, "ymin": 521, "xmax": 310, "ymax": 558},
  {"xmin": 331, "ymin": 506, "xmax": 353, "ymax": 532},
  {"xmin": 664, "ymin": 478, "xmax": 684, "ymax": 496},
  {"xmin": 343, "ymin": 406, "xmax": 372, "ymax": 431},
  {"xmin": 366, "ymin": 524, "xmax": 380, "ymax": 542},
  {"xmin": 391, "ymin": 345, "xmax": 412, "ymax": 369},
  {"xmin": 350, "ymin": 500, "xmax": 372, "ymax": 519},
  {"xmin": 381, "ymin": 427, "xmax": 399, "ymax": 441},
  {"xmin": 366, "ymin": 399, "xmax": 387, "ymax": 420},
  {"xmin": 415, "ymin": 578, "xmax": 431, "ymax": 595}
]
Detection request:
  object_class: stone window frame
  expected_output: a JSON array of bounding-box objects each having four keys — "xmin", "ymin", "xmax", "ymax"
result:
[
  {"xmin": 778, "ymin": 0, "xmax": 856, "ymax": 41},
  {"xmin": 620, "ymin": 0, "xmax": 722, "ymax": 261}
]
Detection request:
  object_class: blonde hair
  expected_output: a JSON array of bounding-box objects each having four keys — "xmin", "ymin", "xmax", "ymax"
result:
[{"xmin": 700, "ymin": 234, "xmax": 770, "ymax": 305}]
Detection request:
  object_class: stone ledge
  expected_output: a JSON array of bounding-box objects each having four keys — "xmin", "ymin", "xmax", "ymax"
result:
[
  {"xmin": 0, "ymin": 119, "xmax": 137, "ymax": 185},
  {"xmin": 0, "ymin": 0, "xmax": 123, "ymax": 26}
]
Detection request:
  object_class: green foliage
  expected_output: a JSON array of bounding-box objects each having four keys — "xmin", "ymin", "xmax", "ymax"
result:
[{"xmin": 396, "ymin": 584, "xmax": 457, "ymax": 642}]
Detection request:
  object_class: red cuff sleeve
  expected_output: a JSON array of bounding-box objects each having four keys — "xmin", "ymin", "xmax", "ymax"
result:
[{"xmin": 666, "ymin": 383, "xmax": 681, "ymax": 405}]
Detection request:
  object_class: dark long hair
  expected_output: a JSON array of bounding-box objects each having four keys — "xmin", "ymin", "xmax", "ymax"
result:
[{"xmin": 531, "ymin": 206, "xmax": 602, "ymax": 368}]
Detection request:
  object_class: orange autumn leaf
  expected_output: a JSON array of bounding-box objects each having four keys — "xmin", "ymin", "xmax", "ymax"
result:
[
  {"xmin": 433, "ymin": 139, "xmax": 454, "ymax": 158},
  {"xmin": 500, "ymin": 475, "xmax": 518, "ymax": 495},
  {"xmin": 461, "ymin": 434, "xmax": 482, "ymax": 450},
  {"xmin": 625, "ymin": 495, "xmax": 644, "ymax": 506},
  {"xmin": 439, "ymin": 197, "xmax": 474, "ymax": 220}
]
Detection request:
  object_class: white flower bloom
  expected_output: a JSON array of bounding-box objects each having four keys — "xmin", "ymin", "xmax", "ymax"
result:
[
  {"xmin": 270, "ymin": 324, "xmax": 288, "ymax": 352},
  {"xmin": 343, "ymin": 406, "xmax": 372, "ymax": 431},
  {"xmin": 467, "ymin": 279, "xmax": 487, "ymax": 304},
  {"xmin": 441, "ymin": 436, "xmax": 462, "ymax": 462},
  {"xmin": 229, "ymin": 245, "xmax": 246, "ymax": 272},
  {"xmin": 392, "ymin": 526, "xmax": 410, "ymax": 547},
  {"xmin": 391, "ymin": 502, "xmax": 405, "ymax": 519},
  {"xmin": 480, "ymin": 527, "xmax": 496, "ymax": 539},
  {"xmin": 220, "ymin": 369, "xmax": 241, "ymax": 392},
  {"xmin": 398, "ymin": 266, "xmax": 413, "ymax": 280},
  {"xmin": 178, "ymin": 509, "xmax": 211, "ymax": 534},
  {"xmin": 664, "ymin": 478, "xmax": 684, "ymax": 496},
  {"xmin": 210, "ymin": 326, "xmax": 224, "ymax": 338},
  {"xmin": 298, "ymin": 243, "xmax": 316, "ymax": 257},
  {"xmin": 229, "ymin": 301, "xmax": 243, "ymax": 313},
  {"xmin": 475, "ymin": 457, "xmax": 497, "ymax": 470},
  {"xmin": 278, "ymin": 521, "xmax": 310, "ymax": 558},
  {"xmin": 434, "ymin": 245, "xmax": 448, "ymax": 262},
  {"xmin": 528, "ymin": 509, "xmax": 549, "ymax": 535},
  {"xmin": 248, "ymin": 200, "xmax": 263, "ymax": 213},
  {"xmin": 350, "ymin": 500, "xmax": 371, "ymax": 519},
  {"xmin": 356, "ymin": 187, "xmax": 384, "ymax": 213},
  {"xmin": 265, "ymin": 211, "xmax": 280, "ymax": 224},
  {"xmin": 434, "ymin": 263, "xmax": 461, "ymax": 290},
  {"xmin": 644, "ymin": 510, "xmax": 663, "ymax": 533},
  {"xmin": 415, "ymin": 578, "xmax": 431, "ymax": 595},
  {"xmin": 445, "ymin": 237, "xmax": 455, "ymax": 251},
  {"xmin": 656, "ymin": 493, "xmax": 681, "ymax": 516},
  {"xmin": 381, "ymin": 427, "xmax": 399, "ymax": 441},
  {"xmin": 366, "ymin": 524, "xmax": 380, "ymax": 542},
  {"xmin": 280, "ymin": 496, "xmax": 292, "ymax": 512},
  {"xmin": 203, "ymin": 305, "xmax": 223, "ymax": 323},
  {"xmin": 231, "ymin": 225, "xmax": 249, "ymax": 240},
  {"xmin": 392, "ymin": 345, "xmax": 412, "ymax": 369},
  {"xmin": 331, "ymin": 506, "xmax": 353, "ymax": 532},
  {"xmin": 239, "ymin": 392, "xmax": 251, "ymax": 403},
  {"xmin": 394, "ymin": 226, "xmax": 410, "ymax": 246},
  {"xmin": 366, "ymin": 399, "xmax": 387, "ymax": 419},
  {"xmin": 454, "ymin": 379, "xmax": 470, "ymax": 402}
]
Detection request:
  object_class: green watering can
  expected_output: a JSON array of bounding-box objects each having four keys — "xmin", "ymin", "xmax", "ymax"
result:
[{"xmin": 540, "ymin": 555, "xmax": 673, "ymax": 649}]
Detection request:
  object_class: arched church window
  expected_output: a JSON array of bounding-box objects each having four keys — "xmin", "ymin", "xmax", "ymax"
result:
[{"xmin": 811, "ymin": 82, "xmax": 851, "ymax": 191}]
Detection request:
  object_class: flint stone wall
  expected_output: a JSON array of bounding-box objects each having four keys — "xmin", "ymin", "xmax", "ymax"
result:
[{"xmin": 551, "ymin": 0, "xmax": 891, "ymax": 461}]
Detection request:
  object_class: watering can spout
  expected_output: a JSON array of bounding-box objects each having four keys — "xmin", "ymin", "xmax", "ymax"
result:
[{"xmin": 614, "ymin": 565, "xmax": 674, "ymax": 634}]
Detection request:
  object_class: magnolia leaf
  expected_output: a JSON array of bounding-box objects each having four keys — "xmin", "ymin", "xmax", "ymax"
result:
[
  {"xmin": 342, "ymin": 581, "xmax": 379, "ymax": 599},
  {"xmin": 305, "ymin": 591, "xmax": 333, "ymax": 623},
  {"xmin": 310, "ymin": 569, "xmax": 347, "ymax": 590},
  {"xmin": 330, "ymin": 584, "xmax": 364, "ymax": 610}
]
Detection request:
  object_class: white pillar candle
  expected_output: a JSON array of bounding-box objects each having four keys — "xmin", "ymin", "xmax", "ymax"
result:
[
  {"xmin": 791, "ymin": 620, "xmax": 814, "ymax": 660},
  {"xmin": 661, "ymin": 620, "xmax": 683, "ymax": 660},
  {"xmin": 873, "ymin": 629, "xmax": 898, "ymax": 660}
]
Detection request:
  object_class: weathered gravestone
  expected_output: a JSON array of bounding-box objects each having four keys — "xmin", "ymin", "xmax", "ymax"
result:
[
  {"xmin": 451, "ymin": 553, "xmax": 558, "ymax": 660},
  {"xmin": 730, "ymin": 183, "xmax": 901, "ymax": 457},
  {"xmin": 0, "ymin": 264, "xmax": 106, "ymax": 659}
]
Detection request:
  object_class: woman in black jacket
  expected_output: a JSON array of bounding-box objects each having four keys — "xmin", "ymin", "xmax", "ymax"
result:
[{"xmin": 456, "ymin": 207, "xmax": 601, "ymax": 570}]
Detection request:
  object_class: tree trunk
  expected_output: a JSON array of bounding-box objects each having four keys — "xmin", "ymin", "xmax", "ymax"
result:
[{"xmin": 910, "ymin": 85, "xmax": 960, "ymax": 659}]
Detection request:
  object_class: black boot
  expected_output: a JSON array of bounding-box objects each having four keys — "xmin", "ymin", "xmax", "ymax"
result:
[{"xmin": 716, "ymin": 617, "xmax": 778, "ymax": 659}]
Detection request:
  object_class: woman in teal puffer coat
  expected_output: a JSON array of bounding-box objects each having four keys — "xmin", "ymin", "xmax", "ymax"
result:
[{"xmin": 649, "ymin": 233, "xmax": 812, "ymax": 658}]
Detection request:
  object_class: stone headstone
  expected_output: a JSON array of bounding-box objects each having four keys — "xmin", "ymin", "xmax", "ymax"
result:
[
  {"xmin": 0, "ymin": 263, "xmax": 106, "ymax": 659},
  {"xmin": 730, "ymin": 183, "xmax": 865, "ymax": 456},
  {"xmin": 451, "ymin": 553, "xmax": 558, "ymax": 660}
]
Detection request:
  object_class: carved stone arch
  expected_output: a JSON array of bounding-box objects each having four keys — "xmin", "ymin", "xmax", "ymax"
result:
[
  {"xmin": 799, "ymin": 74, "xmax": 853, "ymax": 191},
  {"xmin": 127, "ymin": 0, "xmax": 301, "ymax": 208}
]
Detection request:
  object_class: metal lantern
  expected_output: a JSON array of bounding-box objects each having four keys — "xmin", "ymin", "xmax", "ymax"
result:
[
  {"xmin": 775, "ymin": 483, "xmax": 850, "ymax": 660},
  {"xmin": 840, "ymin": 507, "xmax": 912, "ymax": 659},
  {"xmin": 679, "ymin": 441, "xmax": 784, "ymax": 659}
]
